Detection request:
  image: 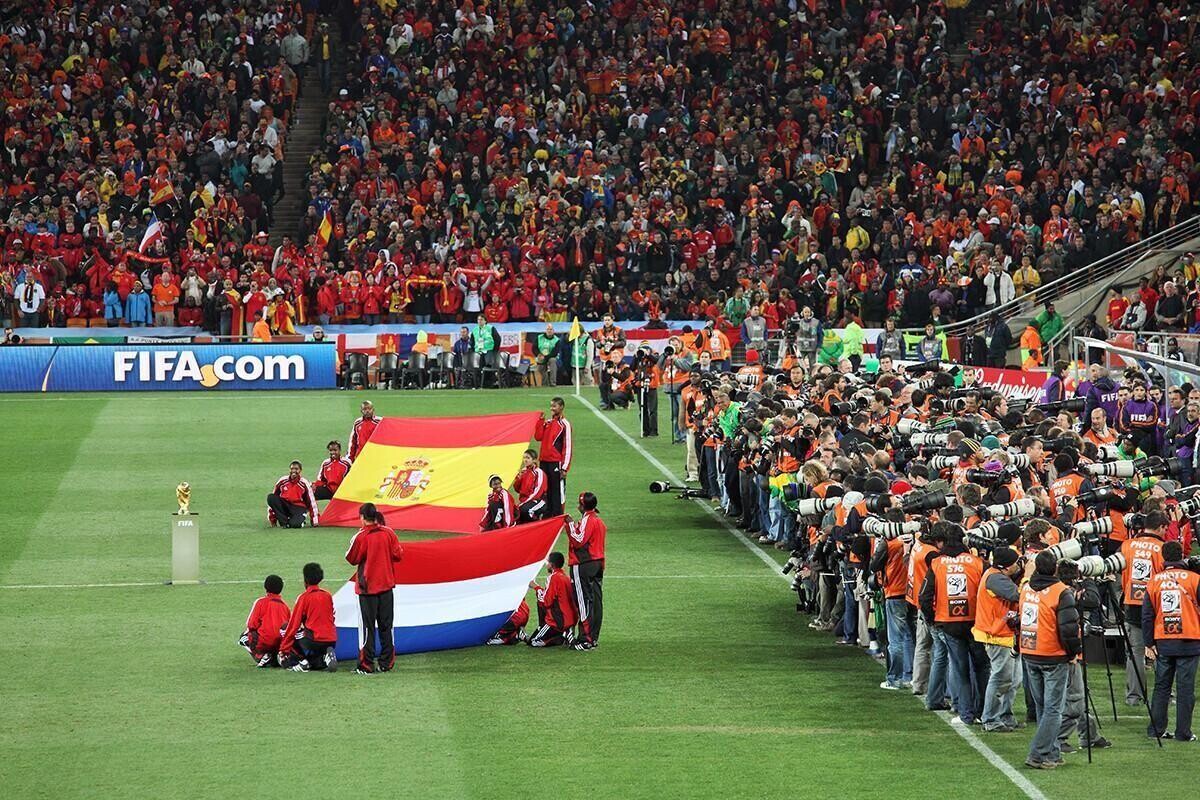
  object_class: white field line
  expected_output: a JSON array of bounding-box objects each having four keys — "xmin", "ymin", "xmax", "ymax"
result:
[
  {"xmin": 0, "ymin": 574, "xmax": 775, "ymax": 590},
  {"xmin": 574, "ymin": 394, "xmax": 1048, "ymax": 800}
]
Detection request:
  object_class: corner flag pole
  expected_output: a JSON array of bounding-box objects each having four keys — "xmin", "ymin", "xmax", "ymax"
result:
[{"xmin": 569, "ymin": 316, "xmax": 583, "ymax": 398}]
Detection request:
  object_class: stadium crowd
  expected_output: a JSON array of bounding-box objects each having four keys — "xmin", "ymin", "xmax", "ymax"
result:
[
  {"xmin": 650, "ymin": 341, "xmax": 1200, "ymax": 767},
  {"xmin": 0, "ymin": 0, "xmax": 312, "ymax": 332},
  {"xmin": 3, "ymin": 0, "xmax": 1199, "ymax": 340}
]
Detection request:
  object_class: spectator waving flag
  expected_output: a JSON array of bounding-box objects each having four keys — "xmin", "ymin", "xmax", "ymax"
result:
[
  {"xmin": 139, "ymin": 214, "xmax": 165, "ymax": 253},
  {"xmin": 331, "ymin": 517, "xmax": 563, "ymax": 659},
  {"xmin": 315, "ymin": 209, "xmax": 333, "ymax": 251},
  {"xmin": 321, "ymin": 412, "xmax": 543, "ymax": 532}
]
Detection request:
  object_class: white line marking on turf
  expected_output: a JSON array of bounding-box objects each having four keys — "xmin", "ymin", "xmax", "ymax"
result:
[{"xmin": 574, "ymin": 395, "xmax": 1048, "ymax": 800}]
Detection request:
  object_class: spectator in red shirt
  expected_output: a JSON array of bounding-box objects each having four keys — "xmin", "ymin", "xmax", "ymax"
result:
[
  {"xmin": 239, "ymin": 574, "xmax": 291, "ymax": 668},
  {"xmin": 344, "ymin": 503, "xmax": 404, "ymax": 674},
  {"xmin": 279, "ymin": 563, "xmax": 338, "ymax": 672},
  {"xmin": 528, "ymin": 552, "xmax": 577, "ymax": 648}
]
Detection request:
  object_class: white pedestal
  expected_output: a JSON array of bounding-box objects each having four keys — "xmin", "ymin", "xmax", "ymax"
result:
[{"xmin": 169, "ymin": 514, "xmax": 201, "ymax": 585}]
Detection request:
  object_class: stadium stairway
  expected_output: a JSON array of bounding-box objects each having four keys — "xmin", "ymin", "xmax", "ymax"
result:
[{"xmin": 271, "ymin": 27, "xmax": 345, "ymax": 246}]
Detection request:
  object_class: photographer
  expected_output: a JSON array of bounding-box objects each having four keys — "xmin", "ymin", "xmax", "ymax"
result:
[
  {"xmin": 1020, "ymin": 550, "xmax": 1083, "ymax": 770},
  {"xmin": 871, "ymin": 514, "xmax": 915, "ymax": 690},
  {"xmin": 660, "ymin": 337, "xmax": 695, "ymax": 445},
  {"xmin": 1142, "ymin": 540, "xmax": 1200, "ymax": 741},
  {"xmin": 631, "ymin": 346, "xmax": 661, "ymax": 438},
  {"xmin": 972, "ymin": 547, "xmax": 1023, "ymax": 732},
  {"xmin": 681, "ymin": 368, "xmax": 709, "ymax": 483},
  {"xmin": 1120, "ymin": 510, "xmax": 1168, "ymax": 706},
  {"xmin": 1054, "ymin": 560, "xmax": 1110, "ymax": 753}
]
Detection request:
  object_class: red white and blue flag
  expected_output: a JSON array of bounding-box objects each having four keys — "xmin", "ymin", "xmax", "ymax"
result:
[
  {"xmin": 139, "ymin": 213, "xmax": 165, "ymax": 253},
  {"xmin": 332, "ymin": 516, "xmax": 563, "ymax": 659}
]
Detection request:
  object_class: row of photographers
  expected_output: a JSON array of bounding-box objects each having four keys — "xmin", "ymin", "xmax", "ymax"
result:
[{"xmin": 664, "ymin": 356, "xmax": 1200, "ymax": 766}]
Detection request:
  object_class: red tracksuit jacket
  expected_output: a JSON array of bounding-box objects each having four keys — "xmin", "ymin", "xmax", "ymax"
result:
[
  {"xmin": 280, "ymin": 585, "xmax": 337, "ymax": 651},
  {"xmin": 316, "ymin": 456, "xmax": 352, "ymax": 493},
  {"xmin": 568, "ymin": 511, "xmax": 607, "ymax": 565},
  {"xmin": 345, "ymin": 524, "xmax": 404, "ymax": 594},
  {"xmin": 244, "ymin": 593, "xmax": 291, "ymax": 650},
  {"xmin": 536, "ymin": 568, "xmax": 577, "ymax": 630},
  {"xmin": 349, "ymin": 415, "xmax": 380, "ymax": 461},
  {"xmin": 534, "ymin": 416, "xmax": 573, "ymax": 471},
  {"xmin": 479, "ymin": 489, "xmax": 516, "ymax": 530},
  {"xmin": 512, "ymin": 466, "xmax": 547, "ymax": 503},
  {"xmin": 272, "ymin": 475, "xmax": 319, "ymax": 524}
]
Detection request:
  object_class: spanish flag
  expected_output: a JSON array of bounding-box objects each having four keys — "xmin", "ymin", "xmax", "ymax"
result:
[
  {"xmin": 321, "ymin": 412, "xmax": 543, "ymax": 532},
  {"xmin": 315, "ymin": 209, "xmax": 333, "ymax": 251}
]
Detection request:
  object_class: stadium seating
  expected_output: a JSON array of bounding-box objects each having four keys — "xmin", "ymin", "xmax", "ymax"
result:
[{"xmin": 2, "ymin": 1, "xmax": 1198, "ymax": 342}]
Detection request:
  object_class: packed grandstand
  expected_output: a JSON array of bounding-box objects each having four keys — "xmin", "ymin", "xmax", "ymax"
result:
[{"xmin": 1, "ymin": 0, "xmax": 1197, "ymax": 344}]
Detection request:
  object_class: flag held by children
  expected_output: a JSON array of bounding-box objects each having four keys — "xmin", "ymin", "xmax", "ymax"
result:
[
  {"xmin": 321, "ymin": 412, "xmax": 543, "ymax": 532},
  {"xmin": 331, "ymin": 516, "xmax": 563, "ymax": 659}
]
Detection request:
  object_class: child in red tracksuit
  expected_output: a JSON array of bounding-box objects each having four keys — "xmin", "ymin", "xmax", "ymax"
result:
[
  {"xmin": 487, "ymin": 599, "xmax": 530, "ymax": 645},
  {"xmin": 528, "ymin": 552, "xmax": 578, "ymax": 647},
  {"xmin": 479, "ymin": 474, "xmax": 517, "ymax": 530},
  {"xmin": 512, "ymin": 449, "xmax": 548, "ymax": 522},
  {"xmin": 278, "ymin": 562, "xmax": 339, "ymax": 672},
  {"xmin": 240, "ymin": 574, "xmax": 292, "ymax": 667}
]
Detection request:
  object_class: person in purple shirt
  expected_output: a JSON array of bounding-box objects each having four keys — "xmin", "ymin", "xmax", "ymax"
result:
[
  {"xmin": 1039, "ymin": 360, "xmax": 1068, "ymax": 405},
  {"xmin": 1119, "ymin": 381, "xmax": 1160, "ymax": 456},
  {"xmin": 1084, "ymin": 366, "xmax": 1120, "ymax": 425}
]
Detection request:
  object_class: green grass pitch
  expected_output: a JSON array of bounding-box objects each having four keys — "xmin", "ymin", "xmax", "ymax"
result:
[{"xmin": 0, "ymin": 388, "xmax": 1175, "ymax": 799}]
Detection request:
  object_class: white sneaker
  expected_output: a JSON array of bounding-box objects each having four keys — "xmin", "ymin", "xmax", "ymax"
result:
[
  {"xmin": 485, "ymin": 636, "xmax": 505, "ymax": 645},
  {"xmin": 292, "ymin": 660, "xmax": 311, "ymax": 673},
  {"xmin": 256, "ymin": 654, "xmax": 273, "ymax": 668},
  {"xmin": 879, "ymin": 681, "xmax": 900, "ymax": 691}
]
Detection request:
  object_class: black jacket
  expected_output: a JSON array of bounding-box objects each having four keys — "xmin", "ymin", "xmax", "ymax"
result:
[{"xmin": 1020, "ymin": 574, "xmax": 1082, "ymax": 664}]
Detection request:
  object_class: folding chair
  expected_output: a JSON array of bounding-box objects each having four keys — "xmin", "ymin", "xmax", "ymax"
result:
[
  {"xmin": 480, "ymin": 350, "xmax": 502, "ymax": 388},
  {"xmin": 343, "ymin": 352, "xmax": 369, "ymax": 389},
  {"xmin": 402, "ymin": 352, "xmax": 428, "ymax": 389},
  {"xmin": 375, "ymin": 352, "xmax": 400, "ymax": 389}
]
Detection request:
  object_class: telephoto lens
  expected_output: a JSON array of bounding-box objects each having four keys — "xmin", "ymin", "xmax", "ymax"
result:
[
  {"xmin": 648, "ymin": 481, "xmax": 673, "ymax": 493},
  {"xmin": 863, "ymin": 517, "xmax": 921, "ymax": 540},
  {"xmin": 1085, "ymin": 461, "xmax": 1136, "ymax": 478},
  {"xmin": 964, "ymin": 531, "xmax": 998, "ymax": 552},
  {"xmin": 1008, "ymin": 453, "xmax": 1032, "ymax": 469},
  {"xmin": 1178, "ymin": 494, "xmax": 1200, "ymax": 518},
  {"xmin": 901, "ymin": 489, "xmax": 952, "ymax": 514},
  {"xmin": 985, "ymin": 498, "xmax": 1037, "ymax": 518},
  {"xmin": 1073, "ymin": 517, "xmax": 1114, "ymax": 539},
  {"xmin": 895, "ymin": 418, "xmax": 928, "ymax": 435},
  {"xmin": 1095, "ymin": 444, "xmax": 1122, "ymax": 462},
  {"xmin": 910, "ymin": 432, "xmax": 950, "ymax": 447},
  {"xmin": 927, "ymin": 455, "xmax": 960, "ymax": 471},
  {"xmin": 794, "ymin": 496, "xmax": 838, "ymax": 517},
  {"xmin": 1076, "ymin": 552, "xmax": 1127, "ymax": 577},
  {"xmin": 1045, "ymin": 538, "xmax": 1084, "ymax": 562}
]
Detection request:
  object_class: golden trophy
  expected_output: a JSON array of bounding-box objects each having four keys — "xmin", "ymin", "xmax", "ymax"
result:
[{"xmin": 175, "ymin": 482, "xmax": 192, "ymax": 515}]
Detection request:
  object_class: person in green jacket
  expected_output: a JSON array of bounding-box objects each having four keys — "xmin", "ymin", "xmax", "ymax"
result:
[
  {"xmin": 841, "ymin": 320, "xmax": 865, "ymax": 370},
  {"xmin": 724, "ymin": 287, "xmax": 750, "ymax": 327},
  {"xmin": 817, "ymin": 328, "xmax": 844, "ymax": 366},
  {"xmin": 535, "ymin": 323, "xmax": 561, "ymax": 386},
  {"xmin": 1034, "ymin": 301, "xmax": 1064, "ymax": 359},
  {"xmin": 471, "ymin": 314, "xmax": 498, "ymax": 354}
]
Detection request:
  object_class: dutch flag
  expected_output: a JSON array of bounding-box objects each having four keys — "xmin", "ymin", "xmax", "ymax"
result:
[
  {"xmin": 332, "ymin": 516, "xmax": 563, "ymax": 660},
  {"xmin": 139, "ymin": 213, "xmax": 165, "ymax": 254}
]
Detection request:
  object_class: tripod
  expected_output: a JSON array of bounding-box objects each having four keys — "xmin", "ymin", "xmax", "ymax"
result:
[{"xmin": 1101, "ymin": 579, "xmax": 1164, "ymax": 747}]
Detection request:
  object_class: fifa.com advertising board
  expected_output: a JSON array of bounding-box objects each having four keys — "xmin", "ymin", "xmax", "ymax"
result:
[{"xmin": 0, "ymin": 343, "xmax": 336, "ymax": 392}]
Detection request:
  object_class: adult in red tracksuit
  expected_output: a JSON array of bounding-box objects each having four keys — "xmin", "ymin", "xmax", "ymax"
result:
[
  {"xmin": 240, "ymin": 574, "xmax": 291, "ymax": 666},
  {"xmin": 513, "ymin": 449, "xmax": 548, "ymax": 522},
  {"xmin": 529, "ymin": 552, "xmax": 578, "ymax": 647},
  {"xmin": 534, "ymin": 397, "xmax": 573, "ymax": 516},
  {"xmin": 344, "ymin": 502, "xmax": 404, "ymax": 673},
  {"xmin": 314, "ymin": 440, "xmax": 352, "ymax": 501},
  {"xmin": 279, "ymin": 562, "xmax": 338, "ymax": 671},
  {"xmin": 568, "ymin": 492, "xmax": 607, "ymax": 650},
  {"xmin": 349, "ymin": 400, "xmax": 380, "ymax": 461},
  {"xmin": 267, "ymin": 460, "xmax": 319, "ymax": 527}
]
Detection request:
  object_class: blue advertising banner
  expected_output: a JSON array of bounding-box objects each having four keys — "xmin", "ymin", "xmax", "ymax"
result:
[{"xmin": 0, "ymin": 344, "xmax": 337, "ymax": 392}]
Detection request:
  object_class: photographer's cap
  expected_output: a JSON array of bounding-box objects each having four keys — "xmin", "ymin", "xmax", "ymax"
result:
[
  {"xmin": 980, "ymin": 434, "xmax": 1001, "ymax": 450},
  {"xmin": 745, "ymin": 349, "xmax": 759, "ymax": 364},
  {"xmin": 992, "ymin": 547, "xmax": 1020, "ymax": 568},
  {"xmin": 958, "ymin": 438, "xmax": 982, "ymax": 457}
]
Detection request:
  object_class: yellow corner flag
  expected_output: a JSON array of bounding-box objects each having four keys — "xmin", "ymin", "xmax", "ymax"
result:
[{"xmin": 568, "ymin": 316, "xmax": 583, "ymax": 342}]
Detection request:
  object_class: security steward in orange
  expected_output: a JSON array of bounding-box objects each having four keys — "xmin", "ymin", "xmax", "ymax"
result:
[
  {"xmin": 1142, "ymin": 540, "xmax": 1200, "ymax": 741},
  {"xmin": 1019, "ymin": 549, "xmax": 1083, "ymax": 770},
  {"xmin": 1121, "ymin": 511, "xmax": 1168, "ymax": 705}
]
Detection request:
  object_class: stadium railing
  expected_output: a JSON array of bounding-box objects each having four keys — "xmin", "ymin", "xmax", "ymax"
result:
[{"xmin": 902, "ymin": 216, "xmax": 1200, "ymax": 338}]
